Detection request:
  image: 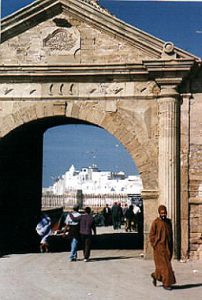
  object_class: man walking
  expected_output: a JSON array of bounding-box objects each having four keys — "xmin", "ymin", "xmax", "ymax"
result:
[
  {"xmin": 149, "ymin": 205, "xmax": 176, "ymax": 290},
  {"xmin": 70, "ymin": 206, "xmax": 96, "ymax": 262},
  {"xmin": 64, "ymin": 204, "xmax": 80, "ymax": 262}
]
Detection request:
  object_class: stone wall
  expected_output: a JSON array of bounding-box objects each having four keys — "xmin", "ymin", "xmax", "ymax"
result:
[
  {"xmin": 0, "ymin": 12, "xmax": 154, "ymax": 65},
  {"xmin": 188, "ymin": 93, "xmax": 202, "ymax": 259}
]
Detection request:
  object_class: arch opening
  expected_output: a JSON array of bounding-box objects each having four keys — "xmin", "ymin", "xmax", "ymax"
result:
[
  {"xmin": 42, "ymin": 123, "xmax": 144, "ymax": 252},
  {"xmin": 0, "ymin": 116, "xmax": 145, "ymax": 254}
]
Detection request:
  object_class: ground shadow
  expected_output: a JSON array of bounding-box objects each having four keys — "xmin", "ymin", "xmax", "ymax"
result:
[
  {"xmin": 172, "ymin": 283, "xmax": 202, "ymax": 290},
  {"xmin": 47, "ymin": 232, "xmax": 143, "ymax": 253},
  {"xmin": 92, "ymin": 232, "xmax": 143, "ymax": 249},
  {"xmin": 0, "ymin": 225, "xmax": 143, "ymax": 254},
  {"xmin": 87, "ymin": 256, "xmax": 134, "ymax": 262}
]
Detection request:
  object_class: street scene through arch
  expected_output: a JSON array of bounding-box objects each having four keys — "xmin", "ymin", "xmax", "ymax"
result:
[{"xmin": 41, "ymin": 123, "xmax": 144, "ymax": 252}]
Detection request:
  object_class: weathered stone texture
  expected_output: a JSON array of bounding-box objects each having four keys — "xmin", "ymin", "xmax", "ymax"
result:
[
  {"xmin": 189, "ymin": 96, "xmax": 202, "ymax": 198},
  {"xmin": 188, "ymin": 94, "xmax": 202, "ymax": 259},
  {"xmin": 0, "ymin": 11, "xmax": 154, "ymax": 65},
  {"xmin": 189, "ymin": 204, "xmax": 202, "ymax": 259}
]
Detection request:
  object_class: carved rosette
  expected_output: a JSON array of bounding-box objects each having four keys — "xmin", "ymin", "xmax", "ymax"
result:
[
  {"xmin": 161, "ymin": 41, "xmax": 177, "ymax": 59},
  {"xmin": 43, "ymin": 27, "xmax": 80, "ymax": 54}
]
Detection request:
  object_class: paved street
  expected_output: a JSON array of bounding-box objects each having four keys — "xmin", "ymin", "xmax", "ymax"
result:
[{"xmin": 0, "ymin": 248, "xmax": 202, "ymax": 300}]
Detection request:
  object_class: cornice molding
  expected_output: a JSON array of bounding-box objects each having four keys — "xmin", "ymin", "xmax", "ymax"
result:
[
  {"xmin": 0, "ymin": 60, "xmax": 199, "ymax": 84},
  {"xmin": 0, "ymin": 63, "xmax": 148, "ymax": 80},
  {"xmin": 144, "ymin": 59, "xmax": 198, "ymax": 86}
]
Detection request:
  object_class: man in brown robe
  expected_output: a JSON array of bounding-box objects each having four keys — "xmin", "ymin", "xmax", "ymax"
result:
[{"xmin": 149, "ymin": 205, "xmax": 176, "ymax": 290}]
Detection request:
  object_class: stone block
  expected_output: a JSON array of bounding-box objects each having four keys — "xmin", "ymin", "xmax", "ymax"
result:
[
  {"xmin": 53, "ymin": 102, "xmax": 66, "ymax": 116},
  {"xmin": 71, "ymin": 103, "xmax": 81, "ymax": 118},
  {"xmin": 65, "ymin": 101, "xmax": 74, "ymax": 117},
  {"xmin": 190, "ymin": 244, "xmax": 200, "ymax": 251}
]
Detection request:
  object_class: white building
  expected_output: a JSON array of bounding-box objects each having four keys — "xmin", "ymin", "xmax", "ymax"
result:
[{"xmin": 44, "ymin": 165, "xmax": 143, "ymax": 196}]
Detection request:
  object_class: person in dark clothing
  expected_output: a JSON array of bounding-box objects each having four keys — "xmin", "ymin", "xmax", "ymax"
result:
[
  {"xmin": 122, "ymin": 203, "xmax": 128, "ymax": 218},
  {"xmin": 111, "ymin": 202, "xmax": 121, "ymax": 229},
  {"xmin": 125, "ymin": 205, "xmax": 135, "ymax": 232},
  {"xmin": 122, "ymin": 203, "xmax": 128, "ymax": 230},
  {"xmin": 118, "ymin": 203, "xmax": 124, "ymax": 228},
  {"xmin": 64, "ymin": 204, "xmax": 81, "ymax": 262},
  {"xmin": 70, "ymin": 207, "xmax": 96, "ymax": 262},
  {"xmin": 102, "ymin": 204, "xmax": 112, "ymax": 226},
  {"xmin": 149, "ymin": 205, "xmax": 176, "ymax": 290}
]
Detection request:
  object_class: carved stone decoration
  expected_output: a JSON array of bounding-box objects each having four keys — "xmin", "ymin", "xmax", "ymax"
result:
[
  {"xmin": 163, "ymin": 42, "xmax": 174, "ymax": 54},
  {"xmin": 49, "ymin": 84, "xmax": 54, "ymax": 96},
  {"xmin": 4, "ymin": 88, "xmax": 13, "ymax": 95},
  {"xmin": 161, "ymin": 41, "xmax": 177, "ymax": 59},
  {"xmin": 43, "ymin": 27, "xmax": 80, "ymax": 54},
  {"xmin": 134, "ymin": 81, "xmax": 160, "ymax": 96},
  {"xmin": 84, "ymin": 82, "xmax": 125, "ymax": 96},
  {"xmin": 0, "ymin": 81, "xmax": 160, "ymax": 99},
  {"xmin": 106, "ymin": 83, "xmax": 124, "ymax": 95}
]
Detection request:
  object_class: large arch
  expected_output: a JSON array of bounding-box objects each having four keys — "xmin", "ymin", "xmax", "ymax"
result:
[{"xmin": 0, "ymin": 100, "xmax": 158, "ymax": 254}]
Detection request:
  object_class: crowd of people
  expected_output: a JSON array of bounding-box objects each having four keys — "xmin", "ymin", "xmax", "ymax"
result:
[
  {"xmin": 35, "ymin": 203, "xmax": 176, "ymax": 291},
  {"xmin": 102, "ymin": 201, "xmax": 143, "ymax": 234},
  {"xmin": 35, "ymin": 200, "xmax": 143, "ymax": 257}
]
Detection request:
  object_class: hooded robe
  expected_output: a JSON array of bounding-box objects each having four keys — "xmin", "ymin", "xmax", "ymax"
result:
[{"xmin": 149, "ymin": 217, "xmax": 176, "ymax": 287}]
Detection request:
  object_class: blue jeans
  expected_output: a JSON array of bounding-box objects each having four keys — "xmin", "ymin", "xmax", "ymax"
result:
[{"xmin": 69, "ymin": 238, "xmax": 78, "ymax": 260}]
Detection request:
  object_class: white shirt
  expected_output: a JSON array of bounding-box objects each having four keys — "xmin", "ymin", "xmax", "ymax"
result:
[
  {"xmin": 133, "ymin": 205, "xmax": 141, "ymax": 215},
  {"xmin": 65, "ymin": 211, "xmax": 80, "ymax": 226}
]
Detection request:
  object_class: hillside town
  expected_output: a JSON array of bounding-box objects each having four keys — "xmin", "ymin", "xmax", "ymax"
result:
[{"xmin": 42, "ymin": 165, "xmax": 143, "ymax": 208}]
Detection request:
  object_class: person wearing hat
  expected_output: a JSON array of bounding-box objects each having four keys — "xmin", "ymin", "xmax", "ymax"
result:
[
  {"xmin": 64, "ymin": 204, "xmax": 81, "ymax": 262},
  {"xmin": 149, "ymin": 205, "xmax": 176, "ymax": 290}
]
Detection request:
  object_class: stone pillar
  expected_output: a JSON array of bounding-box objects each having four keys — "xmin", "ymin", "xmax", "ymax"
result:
[
  {"xmin": 141, "ymin": 189, "xmax": 159, "ymax": 259},
  {"xmin": 157, "ymin": 83, "xmax": 180, "ymax": 257},
  {"xmin": 180, "ymin": 93, "xmax": 191, "ymax": 259}
]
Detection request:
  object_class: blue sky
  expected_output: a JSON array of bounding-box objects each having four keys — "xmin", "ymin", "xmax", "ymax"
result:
[{"xmin": 2, "ymin": 1, "xmax": 202, "ymax": 186}]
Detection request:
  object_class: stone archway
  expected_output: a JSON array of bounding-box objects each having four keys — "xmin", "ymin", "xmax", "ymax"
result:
[
  {"xmin": 1, "ymin": 0, "xmax": 201, "ymax": 258},
  {"xmin": 0, "ymin": 99, "xmax": 159, "ymax": 254}
]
